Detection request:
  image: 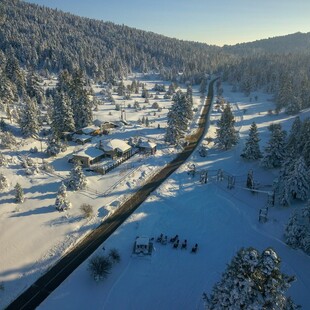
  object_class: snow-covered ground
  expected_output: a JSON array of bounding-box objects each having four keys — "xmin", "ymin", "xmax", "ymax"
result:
[
  {"xmin": 1, "ymin": 78, "xmax": 310, "ymax": 309},
  {"xmin": 35, "ymin": 84, "xmax": 310, "ymax": 309},
  {"xmin": 0, "ymin": 74, "xmax": 204, "ymax": 308}
]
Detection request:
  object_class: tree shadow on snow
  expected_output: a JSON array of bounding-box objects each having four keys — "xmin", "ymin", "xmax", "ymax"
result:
[{"xmin": 10, "ymin": 205, "xmax": 55, "ymax": 217}]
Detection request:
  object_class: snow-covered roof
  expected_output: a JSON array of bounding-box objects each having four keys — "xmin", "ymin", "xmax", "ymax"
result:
[
  {"xmin": 135, "ymin": 237, "xmax": 150, "ymax": 247},
  {"xmin": 100, "ymin": 139, "xmax": 131, "ymax": 153},
  {"xmin": 73, "ymin": 147, "xmax": 104, "ymax": 160},
  {"xmin": 139, "ymin": 141, "xmax": 157, "ymax": 149},
  {"xmin": 80, "ymin": 126, "xmax": 100, "ymax": 134},
  {"xmin": 72, "ymin": 134, "xmax": 92, "ymax": 142}
]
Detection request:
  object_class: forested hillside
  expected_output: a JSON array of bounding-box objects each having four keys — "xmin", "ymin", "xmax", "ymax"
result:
[
  {"xmin": 1, "ymin": 0, "xmax": 310, "ymax": 115},
  {"xmin": 0, "ymin": 0, "xmax": 222, "ymax": 83}
]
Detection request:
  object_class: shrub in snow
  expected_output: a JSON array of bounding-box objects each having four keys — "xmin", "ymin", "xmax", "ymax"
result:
[
  {"xmin": 55, "ymin": 182, "xmax": 72, "ymax": 211},
  {"xmin": 29, "ymin": 146, "xmax": 38, "ymax": 153},
  {"xmin": 0, "ymin": 282, "xmax": 4, "ymax": 291},
  {"xmin": 67, "ymin": 161, "xmax": 87, "ymax": 191},
  {"xmin": 41, "ymin": 161, "xmax": 55, "ymax": 173},
  {"xmin": 203, "ymin": 247, "xmax": 298, "ymax": 309},
  {"xmin": 20, "ymin": 156, "xmax": 34, "ymax": 168},
  {"xmin": 88, "ymin": 255, "xmax": 112, "ymax": 282},
  {"xmin": 80, "ymin": 203, "xmax": 94, "ymax": 218},
  {"xmin": 108, "ymin": 248, "xmax": 121, "ymax": 264},
  {"xmin": 14, "ymin": 182, "xmax": 24, "ymax": 203},
  {"xmin": 0, "ymin": 174, "xmax": 8, "ymax": 191}
]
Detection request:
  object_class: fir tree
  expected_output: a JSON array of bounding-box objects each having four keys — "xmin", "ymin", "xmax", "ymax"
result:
[
  {"xmin": 70, "ymin": 70, "xmax": 93, "ymax": 129},
  {"xmin": 216, "ymin": 104, "xmax": 238, "ymax": 150},
  {"xmin": 55, "ymin": 182, "xmax": 72, "ymax": 211},
  {"xmin": 286, "ymin": 156, "xmax": 310, "ymax": 201},
  {"xmin": 19, "ymin": 96, "xmax": 40, "ymax": 137},
  {"xmin": 67, "ymin": 161, "xmax": 87, "ymax": 190},
  {"xmin": 261, "ymin": 124, "xmax": 287, "ymax": 169},
  {"xmin": 14, "ymin": 182, "xmax": 24, "ymax": 203},
  {"xmin": 287, "ymin": 116, "xmax": 302, "ymax": 156},
  {"xmin": 52, "ymin": 91, "xmax": 75, "ymax": 134},
  {"xmin": 26, "ymin": 71, "xmax": 45, "ymax": 105},
  {"xmin": 165, "ymin": 100, "xmax": 187, "ymax": 145},
  {"xmin": 285, "ymin": 203, "xmax": 310, "ymax": 255},
  {"xmin": 241, "ymin": 122, "xmax": 262, "ymax": 160},
  {"xmin": 46, "ymin": 132, "xmax": 67, "ymax": 156},
  {"xmin": 203, "ymin": 247, "xmax": 298, "ymax": 309}
]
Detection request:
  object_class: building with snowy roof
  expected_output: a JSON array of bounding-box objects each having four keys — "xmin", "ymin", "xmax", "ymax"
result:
[
  {"xmin": 70, "ymin": 146, "xmax": 105, "ymax": 167},
  {"xmin": 98, "ymin": 139, "xmax": 132, "ymax": 159}
]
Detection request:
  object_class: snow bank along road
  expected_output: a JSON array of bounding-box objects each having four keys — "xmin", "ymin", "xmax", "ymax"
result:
[{"xmin": 6, "ymin": 80, "xmax": 216, "ymax": 310}]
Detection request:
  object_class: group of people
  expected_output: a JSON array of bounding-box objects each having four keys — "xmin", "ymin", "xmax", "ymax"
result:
[{"xmin": 156, "ymin": 233, "xmax": 198, "ymax": 253}]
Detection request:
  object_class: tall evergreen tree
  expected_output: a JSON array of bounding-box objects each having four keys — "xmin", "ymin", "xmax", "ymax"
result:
[
  {"xmin": 165, "ymin": 103, "xmax": 185, "ymax": 145},
  {"xmin": 70, "ymin": 70, "xmax": 93, "ymax": 129},
  {"xmin": 67, "ymin": 161, "xmax": 87, "ymax": 190},
  {"xmin": 216, "ymin": 104, "xmax": 238, "ymax": 150},
  {"xmin": 55, "ymin": 182, "xmax": 72, "ymax": 211},
  {"xmin": 203, "ymin": 247, "xmax": 298, "ymax": 309},
  {"xmin": 52, "ymin": 91, "xmax": 75, "ymax": 134},
  {"xmin": 19, "ymin": 96, "xmax": 40, "ymax": 137},
  {"xmin": 287, "ymin": 116, "xmax": 302, "ymax": 156},
  {"xmin": 26, "ymin": 71, "xmax": 45, "ymax": 105},
  {"xmin": 261, "ymin": 124, "xmax": 287, "ymax": 169},
  {"xmin": 286, "ymin": 156, "xmax": 310, "ymax": 201},
  {"xmin": 241, "ymin": 122, "xmax": 262, "ymax": 160}
]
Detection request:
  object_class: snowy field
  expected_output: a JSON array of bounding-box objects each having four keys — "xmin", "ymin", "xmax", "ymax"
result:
[
  {"xmin": 0, "ymin": 74, "xmax": 205, "ymax": 308},
  {"xmin": 36, "ymin": 84, "xmax": 310, "ymax": 309}
]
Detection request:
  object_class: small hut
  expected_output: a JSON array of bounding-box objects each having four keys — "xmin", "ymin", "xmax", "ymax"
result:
[
  {"xmin": 133, "ymin": 237, "xmax": 153, "ymax": 255},
  {"xmin": 138, "ymin": 141, "xmax": 157, "ymax": 155}
]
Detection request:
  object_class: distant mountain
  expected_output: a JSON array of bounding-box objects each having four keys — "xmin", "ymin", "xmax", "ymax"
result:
[{"xmin": 224, "ymin": 32, "xmax": 310, "ymax": 55}]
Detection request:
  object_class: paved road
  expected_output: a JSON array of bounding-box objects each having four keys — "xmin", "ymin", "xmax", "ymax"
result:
[{"xmin": 6, "ymin": 80, "xmax": 216, "ymax": 310}]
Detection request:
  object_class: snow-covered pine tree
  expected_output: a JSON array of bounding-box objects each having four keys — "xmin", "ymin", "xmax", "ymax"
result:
[
  {"xmin": 165, "ymin": 100, "xmax": 187, "ymax": 145},
  {"xmin": 14, "ymin": 182, "xmax": 24, "ymax": 203},
  {"xmin": 55, "ymin": 182, "xmax": 72, "ymax": 211},
  {"xmin": 203, "ymin": 247, "xmax": 298, "ymax": 309},
  {"xmin": 287, "ymin": 116, "xmax": 302, "ymax": 156},
  {"xmin": 276, "ymin": 157, "xmax": 295, "ymax": 207},
  {"xmin": 19, "ymin": 96, "xmax": 40, "ymax": 137},
  {"xmin": 46, "ymin": 132, "xmax": 67, "ymax": 157},
  {"xmin": 215, "ymin": 104, "xmax": 238, "ymax": 150},
  {"xmin": 26, "ymin": 71, "xmax": 45, "ymax": 105},
  {"xmin": 276, "ymin": 75, "xmax": 294, "ymax": 113},
  {"xmin": 173, "ymin": 90, "xmax": 191, "ymax": 129},
  {"xmin": 286, "ymin": 156, "xmax": 310, "ymax": 201},
  {"xmin": 70, "ymin": 70, "xmax": 93, "ymax": 129},
  {"xmin": 261, "ymin": 124, "xmax": 287, "ymax": 169},
  {"xmin": 241, "ymin": 122, "xmax": 262, "ymax": 160},
  {"xmin": 0, "ymin": 73, "xmax": 17, "ymax": 106},
  {"xmin": 67, "ymin": 160, "xmax": 87, "ymax": 190},
  {"xmin": 0, "ymin": 173, "xmax": 8, "ymax": 191},
  {"xmin": 285, "ymin": 204, "xmax": 310, "ymax": 255},
  {"xmin": 185, "ymin": 86, "xmax": 194, "ymax": 121},
  {"xmin": 300, "ymin": 118, "xmax": 310, "ymax": 167},
  {"xmin": 52, "ymin": 91, "xmax": 75, "ymax": 134}
]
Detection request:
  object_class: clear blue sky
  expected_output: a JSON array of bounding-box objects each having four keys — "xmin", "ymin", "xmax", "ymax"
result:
[{"xmin": 25, "ymin": 0, "xmax": 310, "ymax": 46}]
